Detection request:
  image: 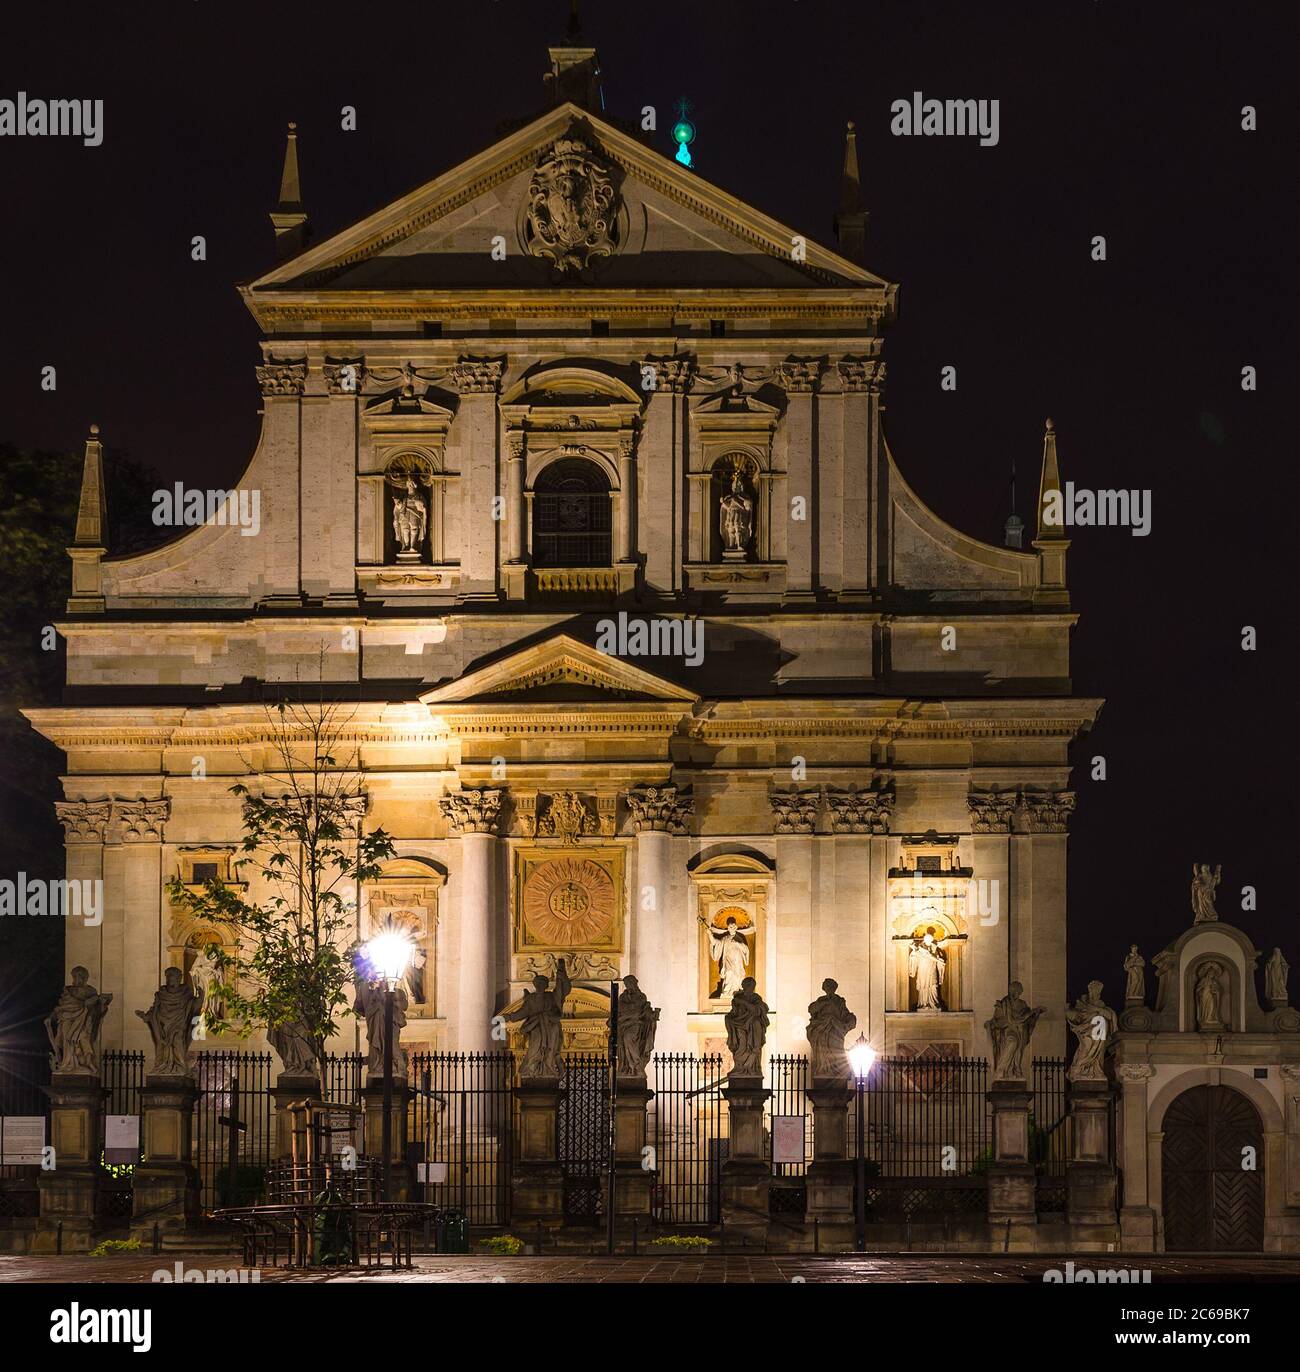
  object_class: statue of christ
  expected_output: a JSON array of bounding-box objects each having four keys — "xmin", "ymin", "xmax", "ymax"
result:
[{"xmin": 908, "ymin": 933, "xmax": 946, "ymax": 1011}]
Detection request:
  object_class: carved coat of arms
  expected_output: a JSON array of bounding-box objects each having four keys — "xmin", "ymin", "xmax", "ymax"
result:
[{"xmin": 525, "ymin": 137, "xmax": 619, "ymax": 274}]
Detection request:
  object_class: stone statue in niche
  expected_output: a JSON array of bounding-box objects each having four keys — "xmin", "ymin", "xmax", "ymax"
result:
[
  {"xmin": 189, "ymin": 945, "xmax": 222, "ymax": 1025},
  {"xmin": 1195, "ymin": 960, "xmax": 1226, "ymax": 1030},
  {"xmin": 616, "ymin": 975, "xmax": 660, "ymax": 1081},
  {"xmin": 1065, "ymin": 981, "xmax": 1117, "ymax": 1082},
  {"xmin": 505, "ymin": 959, "xmax": 571, "ymax": 1080},
  {"xmin": 700, "ymin": 913, "xmax": 756, "ymax": 1000},
  {"xmin": 986, "ymin": 981, "xmax": 1044, "ymax": 1082},
  {"xmin": 806, "ymin": 978, "xmax": 857, "ymax": 1082},
  {"xmin": 1265, "ymin": 948, "xmax": 1290, "ymax": 1007},
  {"xmin": 45, "ymin": 967, "xmax": 113, "ymax": 1076},
  {"xmin": 724, "ymin": 977, "xmax": 770, "ymax": 1080},
  {"xmin": 1191, "ymin": 862, "xmax": 1222, "ymax": 924},
  {"xmin": 1123, "ymin": 944, "xmax": 1145, "ymax": 1003},
  {"xmin": 908, "ymin": 933, "xmax": 946, "ymax": 1011},
  {"xmin": 391, "ymin": 477, "xmax": 428, "ymax": 561},
  {"xmin": 718, "ymin": 463, "xmax": 755, "ymax": 559},
  {"xmin": 136, "ymin": 967, "xmax": 203, "ymax": 1078}
]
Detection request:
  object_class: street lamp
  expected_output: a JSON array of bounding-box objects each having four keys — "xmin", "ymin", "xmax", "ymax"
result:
[
  {"xmin": 362, "ymin": 928, "xmax": 412, "ymax": 1203},
  {"xmin": 848, "ymin": 1035, "xmax": 877, "ymax": 1252}
]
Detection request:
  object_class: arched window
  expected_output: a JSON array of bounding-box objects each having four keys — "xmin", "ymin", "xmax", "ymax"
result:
[{"xmin": 532, "ymin": 458, "xmax": 612, "ymax": 567}]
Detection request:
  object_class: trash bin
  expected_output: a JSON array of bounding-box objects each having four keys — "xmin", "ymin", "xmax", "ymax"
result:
[{"xmin": 436, "ymin": 1209, "xmax": 469, "ymax": 1254}]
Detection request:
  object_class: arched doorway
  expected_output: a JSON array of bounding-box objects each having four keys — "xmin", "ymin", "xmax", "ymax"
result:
[{"xmin": 1161, "ymin": 1085, "xmax": 1263, "ymax": 1251}]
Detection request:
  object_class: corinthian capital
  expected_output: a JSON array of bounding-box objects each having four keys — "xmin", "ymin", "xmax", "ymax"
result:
[
  {"xmin": 255, "ymin": 358, "xmax": 307, "ymax": 396},
  {"xmin": 55, "ymin": 799, "xmax": 111, "ymax": 843},
  {"xmin": 775, "ymin": 359, "xmax": 823, "ymax": 394},
  {"xmin": 1017, "ymin": 790, "xmax": 1076, "ymax": 833},
  {"xmin": 448, "ymin": 357, "xmax": 505, "ymax": 394},
  {"xmin": 967, "ymin": 790, "xmax": 1016, "ymax": 834},
  {"xmin": 825, "ymin": 787, "xmax": 893, "ymax": 834},
  {"xmin": 439, "ymin": 788, "xmax": 506, "ymax": 835},
  {"xmin": 837, "ymin": 358, "xmax": 886, "ymax": 394},
  {"xmin": 643, "ymin": 355, "xmax": 694, "ymax": 394},
  {"xmin": 625, "ymin": 785, "xmax": 693, "ymax": 835},
  {"xmin": 769, "ymin": 789, "xmax": 820, "ymax": 834},
  {"xmin": 323, "ymin": 358, "xmax": 366, "ymax": 395},
  {"xmin": 112, "ymin": 797, "xmax": 170, "ymax": 843}
]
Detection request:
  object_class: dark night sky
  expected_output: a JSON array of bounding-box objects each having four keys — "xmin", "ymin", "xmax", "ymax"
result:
[{"xmin": 0, "ymin": 1, "xmax": 1292, "ymax": 1002}]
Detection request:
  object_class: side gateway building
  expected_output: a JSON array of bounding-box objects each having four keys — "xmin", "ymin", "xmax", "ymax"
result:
[{"xmin": 27, "ymin": 42, "xmax": 1101, "ymax": 1072}]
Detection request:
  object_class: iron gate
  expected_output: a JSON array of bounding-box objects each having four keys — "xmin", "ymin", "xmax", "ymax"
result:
[
  {"xmin": 192, "ymin": 1050, "xmax": 273, "ymax": 1210},
  {"xmin": 651, "ymin": 1053, "xmax": 727, "ymax": 1225},
  {"xmin": 558, "ymin": 1053, "xmax": 610, "ymax": 1225}
]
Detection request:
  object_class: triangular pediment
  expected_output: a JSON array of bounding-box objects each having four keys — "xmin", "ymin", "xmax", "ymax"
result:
[
  {"xmin": 419, "ymin": 633, "xmax": 699, "ymax": 706},
  {"xmin": 243, "ymin": 105, "xmax": 894, "ymax": 308}
]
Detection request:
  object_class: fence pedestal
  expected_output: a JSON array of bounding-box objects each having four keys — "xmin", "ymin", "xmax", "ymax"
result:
[
  {"xmin": 1067, "ymin": 1079, "xmax": 1117, "ymax": 1226},
  {"xmin": 613, "ymin": 1081, "xmax": 654, "ymax": 1218},
  {"xmin": 721, "ymin": 1079, "xmax": 770, "ymax": 1242},
  {"xmin": 272, "ymin": 1075, "xmax": 321, "ymax": 1161},
  {"xmin": 132, "ymin": 1076, "xmax": 200, "ymax": 1234},
  {"xmin": 806, "ymin": 1083, "xmax": 855, "ymax": 1237},
  {"xmin": 512, "ymin": 1080, "xmax": 563, "ymax": 1226},
  {"xmin": 37, "ymin": 1075, "xmax": 102, "ymax": 1251},
  {"xmin": 363, "ymin": 1081, "xmax": 411, "ymax": 1201},
  {"xmin": 986, "ymin": 1082, "xmax": 1037, "ymax": 1227}
]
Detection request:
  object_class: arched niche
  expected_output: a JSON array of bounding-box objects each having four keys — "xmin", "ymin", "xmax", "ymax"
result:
[
  {"xmin": 363, "ymin": 856, "xmax": 446, "ymax": 1017},
  {"xmin": 690, "ymin": 851, "xmax": 773, "ymax": 1010}
]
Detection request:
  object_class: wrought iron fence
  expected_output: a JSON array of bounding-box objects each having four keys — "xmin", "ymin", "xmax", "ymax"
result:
[
  {"xmin": 558, "ymin": 1052, "xmax": 610, "ymax": 1225},
  {"xmin": 192, "ymin": 1050, "xmax": 273, "ymax": 1210},
  {"xmin": 325, "ymin": 1052, "xmax": 364, "ymax": 1105},
  {"xmin": 98, "ymin": 1050, "xmax": 145, "ymax": 1218},
  {"xmin": 651, "ymin": 1052, "xmax": 727, "ymax": 1226},
  {"xmin": 0, "ymin": 1046, "xmax": 50, "ymax": 1211},
  {"xmin": 407, "ymin": 1051, "xmax": 513, "ymax": 1227}
]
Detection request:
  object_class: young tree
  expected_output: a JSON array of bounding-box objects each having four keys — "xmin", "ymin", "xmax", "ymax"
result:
[{"xmin": 168, "ymin": 696, "xmax": 394, "ymax": 1095}]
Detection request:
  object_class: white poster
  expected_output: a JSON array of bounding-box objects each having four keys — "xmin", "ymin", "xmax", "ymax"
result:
[
  {"xmin": 418, "ymin": 1162, "xmax": 448, "ymax": 1185},
  {"xmin": 771, "ymin": 1114, "xmax": 805, "ymax": 1166},
  {"xmin": 0, "ymin": 1116, "xmax": 45, "ymax": 1166},
  {"xmin": 105, "ymin": 1113, "xmax": 140, "ymax": 1167}
]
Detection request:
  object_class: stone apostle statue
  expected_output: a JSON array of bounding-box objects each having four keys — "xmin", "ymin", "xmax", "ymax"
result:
[
  {"xmin": 986, "ymin": 981, "xmax": 1044, "ymax": 1082},
  {"xmin": 616, "ymin": 975, "xmax": 660, "ymax": 1081},
  {"xmin": 391, "ymin": 477, "xmax": 427, "ymax": 557},
  {"xmin": 268, "ymin": 1019, "xmax": 318, "ymax": 1080},
  {"xmin": 907, "ymin": 934, "xmax": 946, "ymax": 1011},
  {"xmin": 700, "ymin": 914, "xmax": 756, "ymax": 1001},
  {"xmin": 45, "ymin": 966, "xmax": 113, "ymax": 1076},
  {"xmin": 1265, "ymin": 948, "xmax": 1290, "ymax": 1007},
  {"xmin": 505, "ymin": 959, "xmax": 571, "ymax": 1080},
  {"xmin": 1194, "ymin": 961, "xmax": 1225, "ymax": 1030},
  {"xmin": 189, "ymin": 945, "xmax": 222, "ymax": 1025},
  {"xmin": 1123, "ymin": 944, "xmax": 1145, "ymax": 1003},
  {"xmin": 718, "ymin": 468, "xmax": 755, "ymax": 555},
  {"xmin": 1065, "ymin": 981, "xmax": 1117, "ymax": 1082},
  {"xmin": 136, "ymin": 967, "xmax": 203, "ymax": 1077},
  {"xmin": 354, "ymin": 976, "xmax": 409, "ymax": 1081},
  {"xmin": 1191, "ymin": 862, "xmax": 1222, "ymax": 924},
  {"xmin": 724, "ymin": 977, "xmax": 770, "ymax": 1080},
  {"xmin": 806, "ymin": 978, "xmax": 857, "ymax": 1082}
]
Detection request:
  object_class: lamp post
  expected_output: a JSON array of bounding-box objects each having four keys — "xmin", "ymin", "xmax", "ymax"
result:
[
  {"xmin": 848, "ymin": 1034, "xmax": 877, "ymax": 1253},
  {"xmin": 363, "ymin": 930, "xmax": 412, "ymax": 1203}
]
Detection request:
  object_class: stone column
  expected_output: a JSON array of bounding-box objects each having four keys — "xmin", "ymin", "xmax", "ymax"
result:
[
  {"xmin": 836, "ymin": 358, "xmax": 880, "ymax": 597},
  {"xmin": 722, "ymin": 1079, "xmax": 771, "ymax": 1241},
  {"xmin": 54, "ymin": 801, "xmax": 111, "ymax": 986},
  {"xmin": 986, "ymin": 1081, "xmax": 1037, "ymax": 1228},
  {"xmin": 1117, "ymin": 1062, "xmax": 1157, "ymax": 1250},
  {"xmin": 513, "ymin": 1080, "xmax": 564, "ymax": 1227},
  {"xmin": 505, "ymin": 431, "xmax": 526, "ymax": 565},
  {"xmin": 1015, "ymin": 792, "xmax": 1074, "ymax": 1057},
  {"xmin": 625, "ymin": 787, "xmax": 692, "ymax": 1049},
  {"xmin": 806, "ymin": 1083, "xmax": 855, "ymax": 1241},
  {"xmin": 440, "ymin": 788, "xmax": 506, "ymax": 1053},
  {"xmin": 1067, "ymin": 1076, "xmax": 1118, "ymax": 1229},
  {"xmin": 38, "ymin": 1075, "xmax": 104, "ymax": 1251},
  {"xmin": 613, "ymin": 1081, "xmax": 654, "ymax": 1218},
  {"xmin": 132, "ymin": 1075, "xmax": 200, "ymax": 1234},
  {"xmin": 968, "ymin": 791, "xmax": 1016, "ymax": 1059},
  {"xmin": 776, "ymin": 359, "xmax": 822, "ymax": 599},
  {"xmin": 254, "ymin": 359, "xmax": 307, "ymax": 599},
  {"xmin": 640, "ymin": 357, "xmax": 691, "ymax": 594},
  {"xmin": 616, "ymin": 431, "xmax": 637, "ymax": 565},
  {"xmin": 449, "ymin": 358, "xmax": 505, "ymax": 598},
  {"xmin": 113, "ymin": 799, "xmax": 170, "ymax": 1056}
]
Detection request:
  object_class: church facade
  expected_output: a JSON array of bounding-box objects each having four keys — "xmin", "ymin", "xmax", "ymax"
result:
[{"xmin": 29, "ymin": 46, "xmax": 1101, "ymax": 1080}]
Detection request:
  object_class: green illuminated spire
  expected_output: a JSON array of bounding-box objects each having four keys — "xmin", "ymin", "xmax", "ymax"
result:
[{"xmin": 672, "ymin": 97, "xmax": 696, "ymax": 169}]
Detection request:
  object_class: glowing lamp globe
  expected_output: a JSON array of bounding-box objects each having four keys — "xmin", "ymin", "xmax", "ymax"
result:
[
  {"xmin": 365, "ymin": 929, "xmax": 412, "ymax": 989},
  {"xmin": 848, "ymin": 1035, "xmax": 876, "ymax": 1082},
  {"xmin": 672, "ymin": 119, "xmax": 695, "ymax": 168}
]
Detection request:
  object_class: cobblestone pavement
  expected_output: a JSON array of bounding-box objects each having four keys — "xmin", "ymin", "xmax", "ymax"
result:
[{"xmin": 4, "ymin": 1252, "xmax": 1300, "ymax": 1284}]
